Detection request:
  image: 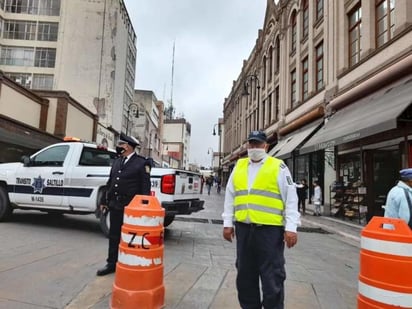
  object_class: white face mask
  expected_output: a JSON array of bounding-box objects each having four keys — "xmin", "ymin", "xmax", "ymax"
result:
[{"xmin": 247, "ymin": 148, "xmax": 266, "ymax": 161}]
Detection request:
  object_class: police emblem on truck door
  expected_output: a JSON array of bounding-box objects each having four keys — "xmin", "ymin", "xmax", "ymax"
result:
[{"xmin": 32, "ymin": 176, "xmax": 46, "ymax": 194}]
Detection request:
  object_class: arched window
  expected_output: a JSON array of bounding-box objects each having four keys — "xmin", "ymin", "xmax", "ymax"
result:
[
  {"xmin": 290, "ymin": 11, "xmax": 297, "ymax": 53},
  {"xmin": 302, "ymin": 0, "xmax": 309, "ymax": 40},
  {"xmin": 275, "ymin": 36, "xmax": 280, "ymax": 72},
  {"xmin": 263, "ymin": 56, "xmax": 267, "ymax": 86},
  {"xmin": 268, "ymin": 46, "xmax": 273, "ymax": 82}
]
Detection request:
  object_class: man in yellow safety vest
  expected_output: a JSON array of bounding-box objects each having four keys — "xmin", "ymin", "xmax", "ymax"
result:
[{"xmin": 222, "ymin": 130, "xmax": 301, "ymax": 308}]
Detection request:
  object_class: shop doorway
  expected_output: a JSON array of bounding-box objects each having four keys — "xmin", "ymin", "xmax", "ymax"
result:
[{"xmin": 370, "ymin": 149, "xmax": 400, "ymax": 218}]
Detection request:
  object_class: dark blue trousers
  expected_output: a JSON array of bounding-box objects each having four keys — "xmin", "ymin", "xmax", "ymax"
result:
[
  {"xmin": 107, "ymin": 207, "xmax": 124, "ymax": 265},
  {"xmin": 235, "ymin": 222, "xmax": 286, "ymax": 309}
]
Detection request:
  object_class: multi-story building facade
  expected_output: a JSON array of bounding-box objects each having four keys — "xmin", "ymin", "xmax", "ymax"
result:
[
  {"xmin": 132, "ymin": 89, "xmax": 163, "ymax": 165},
  {"xmin": 163, "ymin": 118, "xmax": 192, "ymax": 170},
  {"xmin": 0, "ymin": 0, "xmax": 136, "ymax": 144},
  {"xmin": 222, "ymin": 0, "xmax": 412, "ymax": 224}
]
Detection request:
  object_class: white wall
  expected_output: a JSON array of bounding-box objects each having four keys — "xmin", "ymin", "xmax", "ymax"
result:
[{"xmin": 0, "ymin": 85, "xmax": 41, "ymax": 128}]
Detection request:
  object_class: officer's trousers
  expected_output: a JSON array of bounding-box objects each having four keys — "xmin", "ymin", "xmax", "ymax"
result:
[
  {"xmin": 107, "ymin": 207, "xmax": 124, "ymax": 265},
  {"xmin": 235, "ymin": 222, "xmax": 286, "ymax": 309}
]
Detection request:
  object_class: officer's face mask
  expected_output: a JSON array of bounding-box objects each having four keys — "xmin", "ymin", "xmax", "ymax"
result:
[
  {"xmin": 247, "ymin": 148, "xmax": 266, "ymax": 162},
  {"xmin": 116, "ymin": 146, "xmax": 126, "ymax": 155},
  {"xmin": 116, "ymin": 142, "xmax": 128, "ymax": 155}
]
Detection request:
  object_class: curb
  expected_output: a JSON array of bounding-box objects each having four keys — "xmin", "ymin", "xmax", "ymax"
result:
[{"xmin": 301, "ymin": 215, "xmax": 361, "ymax": 244}]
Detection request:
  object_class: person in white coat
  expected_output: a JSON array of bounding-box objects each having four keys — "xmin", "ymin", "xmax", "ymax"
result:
[{"xmin": 312, "ymin": 180, "xmax": 322, "ymax": 216}]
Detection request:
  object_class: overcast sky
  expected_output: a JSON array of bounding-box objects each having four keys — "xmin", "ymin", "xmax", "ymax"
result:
[{"xmin": 123, "ymin": 0, "xmax": 267, "ymax": 167}]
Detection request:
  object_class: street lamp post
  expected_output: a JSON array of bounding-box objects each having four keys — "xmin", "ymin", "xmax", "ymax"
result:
[
  {"xmin": 242, "ymin": 73, "xmax": 261, "ymax": 130},
  {"xmin": 207, "ymin": 147, "xmax": 214, "ymax": 170},
  {"xmin": 125, "ymin": 103, "xmax": 140, "ymax": 135},
  {"xmin": 148, "ymin": 129, "xmax": 157, "ymax": 157},
  {"xmin": 212, "ymin": 123, "xmax": 222, "ymax": 181}
]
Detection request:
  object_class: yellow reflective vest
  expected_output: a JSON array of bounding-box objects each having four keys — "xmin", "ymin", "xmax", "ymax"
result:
[{"xmin": 233, "ymin": 156, "xmax": 284, "ymax": 226}]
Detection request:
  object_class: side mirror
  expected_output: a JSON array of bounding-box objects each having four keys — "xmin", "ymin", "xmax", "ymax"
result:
[{"xmin": 21, "ymin": 156, "xmax": 31, "ymax": 167}]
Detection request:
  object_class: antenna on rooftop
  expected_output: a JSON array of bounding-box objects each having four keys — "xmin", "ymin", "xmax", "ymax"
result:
[{"xmin": 165, "ymin": 40, "xmax": 176, "ymax": 120}]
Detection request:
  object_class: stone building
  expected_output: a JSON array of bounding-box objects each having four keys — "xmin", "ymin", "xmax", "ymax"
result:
[{"xmin": 222, "ymin": 0, "xmax": 412, "ymax": 223}]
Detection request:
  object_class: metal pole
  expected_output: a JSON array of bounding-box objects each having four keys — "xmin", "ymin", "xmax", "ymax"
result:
[
  {"xmin": 126, "ymin": 108, "xmax": 130, "ymax": 135},
  {"xmin": 149, "ymin": 131, "xmax": 152, "ymax": 157}
]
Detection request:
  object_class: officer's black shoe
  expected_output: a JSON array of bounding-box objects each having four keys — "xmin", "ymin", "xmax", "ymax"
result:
[{"xmin": 96, "ymin": 264, "xmax": 115, "ymax": 276}]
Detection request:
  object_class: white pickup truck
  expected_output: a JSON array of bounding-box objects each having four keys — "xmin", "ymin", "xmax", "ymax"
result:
[{"xmin": 0, "ymin": 140, "xmax": 204, "ymax": 235}]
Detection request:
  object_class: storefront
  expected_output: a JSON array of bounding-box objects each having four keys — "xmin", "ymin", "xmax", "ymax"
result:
[
  {"xmin": 300, "ymin": 76, "xmax": 412, "ymax": 224},
  {"xmin": 269, "ymin": 120, "xmax": 324, "ymax": 201}
]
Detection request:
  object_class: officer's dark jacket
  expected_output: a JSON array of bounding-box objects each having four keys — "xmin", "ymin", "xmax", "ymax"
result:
[{"xmin": 102, "ymin": 153, "xmax": 151, "ymax": 208}]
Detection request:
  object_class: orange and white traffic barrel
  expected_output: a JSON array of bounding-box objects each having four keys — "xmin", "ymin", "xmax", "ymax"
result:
[
  {"xmin": 358, "ymin": 216, "xmax": 412, "ymax": 308},
  {"xmin": 111, "ymin": 195, "xmax": 165, "ymax": 309}
]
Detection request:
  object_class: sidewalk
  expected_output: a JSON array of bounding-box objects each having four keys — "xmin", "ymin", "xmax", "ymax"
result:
[{"xmin": 302, "ymin": 203, "xmax": 362, "ymax": 245}]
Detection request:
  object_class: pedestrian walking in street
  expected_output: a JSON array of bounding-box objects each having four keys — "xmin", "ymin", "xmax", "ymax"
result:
[
  {"xmin": 216, "ymin": 175, "xmax": 222, "ymax": 194},
  {"xmin": 384, "ymin": 168, "xmax": 412, "ymax": 228},
  {"xmin": 200, "ymin": 176, "xmax": 205, "ymax": 194},
  {"xmin": 206, "ymin": 175, "xmax": 213, "ymax": 195},
  {"xmin": 96, "ymin": 134, "xmax": 152, "ymax": 276},
  {"xmin": 296, "ymin": 179, "xmax": 308, "ymax": 215},
  {"xmin": 312, "ymin": 180, "xmax": 322, "ymax": 216},
  {"xmin": 222, "ymin": 130, "xmax": 300, "ymax": 309}
]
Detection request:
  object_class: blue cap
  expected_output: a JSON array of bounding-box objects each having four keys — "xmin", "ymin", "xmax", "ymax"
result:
[
  {"xmin": 400, "ymin": 168, "xmax": 412, "ymax": 180},
  {"xmin": 248, "ymin": 130, "xmax": 267, "ymax": 143},
  {"xmin": 118, "ymin": 133, "xmax": 140, "ymax": 148}
]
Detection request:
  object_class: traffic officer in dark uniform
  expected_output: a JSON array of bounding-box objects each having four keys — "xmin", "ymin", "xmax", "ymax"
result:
[{"xmin": 97, "ymin": 133, "xmax": 152, "ymax": 276}]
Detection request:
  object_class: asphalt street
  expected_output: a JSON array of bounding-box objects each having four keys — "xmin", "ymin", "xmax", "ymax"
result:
[
  {"xmin": 0, "ymin": 187, "xmax": 361, "ymax": 309},
  {"xmin": 70, "ymin": 188, "xmax": 361, "ymax": 309}
]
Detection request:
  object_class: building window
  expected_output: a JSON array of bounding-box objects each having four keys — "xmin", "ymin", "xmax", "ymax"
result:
[
  {"xmin": 32, "ymin": 74, "xmax": 53, "ymax": 89},
  {"xmin": 302, "ymin": 0, "xmax": 309, "ymax": 40},
  {"xmin": 34, "ymin": 47, "xmax": 56, "ymax": 67},
  {"xmin": 3, "ymin": 20, "xmax": 36, "ymax": 40},
  {"xmin": 262, "ymin": 56, "xmax": 267, "ymax": 86},
  {"xmin": 268, "ymin": 93, "xmax": 272, "ymax": 123},
  {"xmin": 348, "ymin": 5, "xmax": 362, "ymax": 66},
  {"xmin": 376, "ymin": 0, "xmax": 395, "ymax": 48},
  {"xmin": 38, "ymin": 0, "xmax": 60, "ymax": 16},
  {"xmin": 302, "ymin": 57, "xmax": 309, "ymax": 100},
  {"xmin": 316, "ymin": 0, "xmax": 324, "ymax": 21},
  {"xmin": 262, "ymin": 99, "xmax": 266, "ymax": 127},
  {"xmin": 315, "ymin": 42, "xmax": 324, "ymax": 91},
  {"xmin": 5, "ymin": 72, "xmax": 32, "ymax": 88},
  {"xmin": 291, "ymin": 11, "xmax": 297, "ymax": 53},
  {"xmin": 275, "ymin": 86, "xmax": 279, "ymax": 120},
  {"xmin": 268, "ymin": 46, "xmax": 273, "ymax": 82},
  {"xmin": 275, "ymin": 36, "xmax": 280, "ymax": 72},
  {"xmin": 37, "ymin": 22, "xmax": 58, "ymax": 41},
  {"xmin": 4, "ymin": 0, "xmax": 61, "ymax": 16},
  {"xmin": 4, "ymin": 0, "xmax": 36, "ymax": 14},
  {"xmin": 0, "ymin": 46, "xmax": 34, "ymax": 66},
  {"xmin": 291, "ymin": 69, "xmax": 297, "ymax": 108}
]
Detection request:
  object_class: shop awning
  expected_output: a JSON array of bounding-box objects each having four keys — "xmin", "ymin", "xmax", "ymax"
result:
[
  {"xmin": 268, "ymin": 120, "xmax": 323, "ymax": 159},
  {"xmin": 299, "ymin": 78, "xmax": 412, "ymax": 155}
]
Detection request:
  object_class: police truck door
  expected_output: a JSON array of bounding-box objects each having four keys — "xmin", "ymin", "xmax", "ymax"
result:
[{"xmin": 13, "ymin": 145, "xmax": 70, "ymax": 207}]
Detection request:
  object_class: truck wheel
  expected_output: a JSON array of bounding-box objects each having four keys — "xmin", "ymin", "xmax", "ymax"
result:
[
  {"xmin": 100, "ymin": 210, "xmax": 110, "ymax": 238},
  {"xmin": 0, "ymin": 187, "xmax": 13, "ymax": 221},
  {"xmin": 163, "ymin": 215, "xmax": 175, "ymax": 227}
]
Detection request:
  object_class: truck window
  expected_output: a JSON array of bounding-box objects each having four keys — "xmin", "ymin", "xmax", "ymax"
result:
[
  {"xmin": 32, "ymin": 145, "xmax": 69, "ymax": 167},
  {"xmin": 79, "ymin": 147, "xmax": 116, "ymax": 166}
]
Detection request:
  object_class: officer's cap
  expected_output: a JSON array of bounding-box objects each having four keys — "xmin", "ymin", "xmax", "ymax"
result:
[
  {"xmin": 118, "ymin": 133, "xmax": 140, "ymax": 148},
  {"xmin": 248, "ymin": 130, "xmax": 267, "ymax": 143},
  {"xmin": 400, "ymin": 168, "xmax": 412, "ymax": 180}
]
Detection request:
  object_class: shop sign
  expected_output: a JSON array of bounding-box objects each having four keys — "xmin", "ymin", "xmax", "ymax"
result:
[{"xmin": 96, "ymin": 124, "xmax": 115, "ymax": 148}]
